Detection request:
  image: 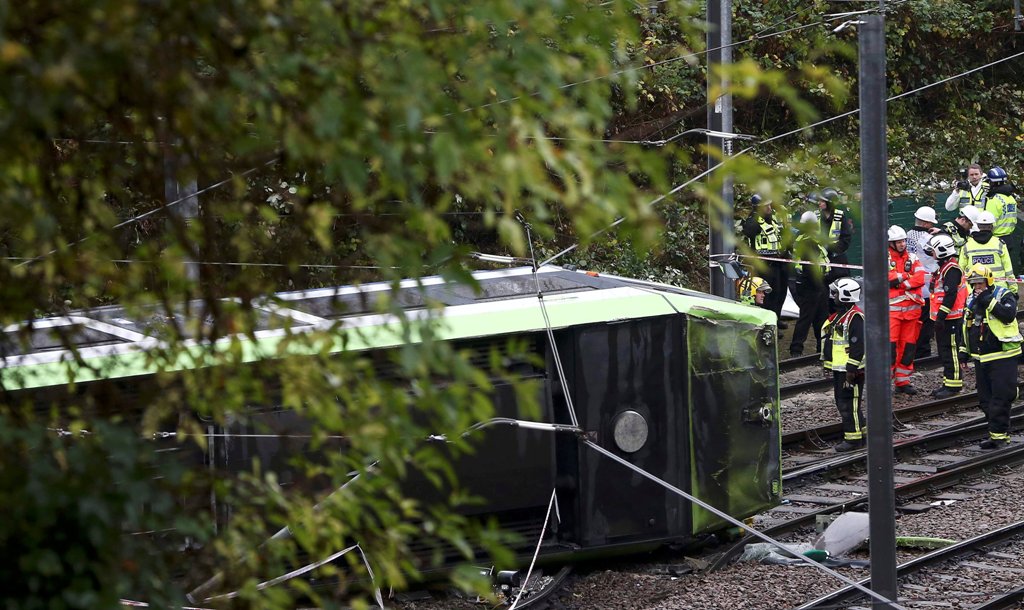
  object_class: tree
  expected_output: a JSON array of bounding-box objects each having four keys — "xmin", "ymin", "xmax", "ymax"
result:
[{"xmin": 0, "ymin": 2, "xmax": 726, "ymax": 607}]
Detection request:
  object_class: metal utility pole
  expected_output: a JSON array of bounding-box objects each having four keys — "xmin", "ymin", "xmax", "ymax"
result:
[
  {"xmin": 164, "ymin": 149, "xmax": 200, "ymax": 282},
  {"xmin": 707, "ymin": 0, "xmax": 736, "ymax": 299},
  {"xmin": 859, "ymin": 12, "xmax": 899, "ymax": 607},
  {"xmin": 1015, "ymin": 0, "xmax": 1022, "ymax": 32}
]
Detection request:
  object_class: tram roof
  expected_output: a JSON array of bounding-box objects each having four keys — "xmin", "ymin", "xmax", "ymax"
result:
[{"xmin": 0, "ymin": 266, "xmax": 773, "ymax": 390}]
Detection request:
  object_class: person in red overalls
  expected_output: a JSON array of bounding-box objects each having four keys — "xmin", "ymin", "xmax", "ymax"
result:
[{"xmin": 888, "ymin": 225, "xmax": 926, "ymax": 394}]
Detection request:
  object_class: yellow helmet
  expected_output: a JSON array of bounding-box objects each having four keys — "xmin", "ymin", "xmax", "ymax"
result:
[
  {"xmin": 966, "ymin": 263, "xmax": 994, "ymax": 287},
  {"xmin": 739, "ymin": 276, "xmax": 772, "ymax": 298}
]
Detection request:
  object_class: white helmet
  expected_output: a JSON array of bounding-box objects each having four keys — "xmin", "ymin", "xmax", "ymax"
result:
[
  {"xmin": 831, "ymin": 277, "xmax": 861, "ymax": 303},
  {"xmin": 925, "ymin": 233, "xmax": 957, "ymax": 259},
  {"xmin": 975, "ymin": 210, "xmax": 996, "ymax": 227},
  {"xmin": 959, "ymin": 205, "xmax": 981, "ymax": 223},
  {"xmin": 887, "ymin": 225, "xmax": 907, "ymax": 241},
  {"xmin": 799, "ymin": 210, "xmax": 817, "ymax": 225},
  {"xmin": 914, "ymin": 206, "xmax": 937, "ymax": 224}
]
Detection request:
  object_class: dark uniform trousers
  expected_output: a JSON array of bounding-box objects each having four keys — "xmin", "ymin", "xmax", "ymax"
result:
[
  {"xmin": 761, "ymin": 260, "xmax": 789, "ymax": 321},
  {"xmin": 977, "ymin": 357, "xmax": 1018, "ymax": 437},
  {"xmin": 790, "ymin": 279, "xmax": 828, "ymax": 354},
  {"xmin": 832, "ymin": 371, "xmax": 866, "ymax": 439},
  {"xmin": 935, "ymin": 318, "xmax": 964, "ymax": 389}
]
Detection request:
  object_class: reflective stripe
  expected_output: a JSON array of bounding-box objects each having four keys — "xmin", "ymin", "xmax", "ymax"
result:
[
  {"xmin": 890, "ymin": 305, "xmax": 920, "ymax": 312},
  {"xmin": 985, "ymin": 193, "xmax": 1017, "ymax": 237},
  {"xmin": 977, "ymin": 345, "xmax": 1022, "ymax": 362},
  {"xmin": 754, "ymin": 217, "xmax": 783, "ymax": 253}
]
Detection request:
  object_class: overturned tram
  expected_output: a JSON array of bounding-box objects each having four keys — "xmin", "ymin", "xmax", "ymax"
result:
[{"xmin": 0, "ymin": 266, "xmax": 781, "ymax": 574}]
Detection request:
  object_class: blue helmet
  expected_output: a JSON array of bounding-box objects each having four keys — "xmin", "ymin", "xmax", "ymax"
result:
[{"xmin": 987, "ymin": 166, "xmax": 1008, "ymax": 184}]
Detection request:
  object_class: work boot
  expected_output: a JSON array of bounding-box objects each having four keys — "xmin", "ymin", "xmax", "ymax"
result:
[
  {"xmin": 789, "ymin": 349, "xmax": 803, "ymax": 358},
  {"xmin": 778, "ymin": 321, "xmax": 790, "ymax": 330},
  {"xmin": 895, "ymin": 385, "xmax": 918, "ymax": 395},
  {"xmin": 979, "ymin": 438, "xmax": 1011, "ymax": 450},
  {"xmin": 834, "ymin": 439, "xmax": 864, "ymax": 453},
  {"xmin": 930, "ymin": 387, "xmax": 960, "ymax": 399}
]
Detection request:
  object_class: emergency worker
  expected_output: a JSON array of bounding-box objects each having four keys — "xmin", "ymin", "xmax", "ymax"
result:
[
  {"xmin": 963, "ymin": 263, "xmax": 1020, "ymax": 450},
  {"xmin": 984, "ymin": 167, "xmax": 1022, "ymax": 271},
  {"xmin": 736, "ymin": 275, "xmax": 772, "ymax": 308},
  {"xmin": 959, "ymin": 210, "xmax": 1016, "ymax": 294},
  {"xmin": 945, "ymin": 163, "xmax": 989, "ymax": 211},
  {"xmin": 888, "ymin": 225, "xmax": 926, "ymax": 394},
  {"xmin": 740, "ymin": 195, "xmax": 789, "ymax": 323},
  {"xmin": 823, "ymin": 277, "xmax": 865, "ymax": 452},
  {"xmin": 907, "ymin": 206, "xmax": 939, "ymax": 358},
  {"xmin": 924, "ymin": 233, "xmax": 968, "ymax": 398},
  {"xmin": 813, "ymin": 188, "xmax": 854, "ymax": 284},
  {"xmin": 789, "ymin": 210, "xmax": 830, "ymax": 356},
  {"xmin": 819, "ymin": 282, "xmax": 840, "ymax": 375},
  {"xmin": 941, "ymin": 206, "xmax": 979, "ymax": 251}
]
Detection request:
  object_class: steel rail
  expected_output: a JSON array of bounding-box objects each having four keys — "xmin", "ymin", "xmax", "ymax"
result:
[{"xmin": 795, "ymin": 519, "xmax": 1024, "ymax": 610}]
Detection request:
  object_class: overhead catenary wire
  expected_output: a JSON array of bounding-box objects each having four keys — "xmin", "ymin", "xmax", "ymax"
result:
[
  {"xmin": 15, "ymin": 157, "xmax": 280, "ymax": 269},
  {"xmin": 538, "ymin": 44, "xmax": 1024, "ymax": 270}
]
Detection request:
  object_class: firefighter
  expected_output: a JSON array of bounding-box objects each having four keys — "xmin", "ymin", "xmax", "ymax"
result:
[
  {"xmin": 736, "ymin": 275, "xmax": 772, "ymax": 308},
  {"xmin": 964, "ymin": 263, "xmax": 1020, "ymax": 450},
  {"xmin": 823, "ymin": 277, "xmax": 865, "ymax": 452},
  {"xmin": 740, "ymin": 194, "xmax": 790, "ymax": 324},
  {"xmin": 941, "ymin": 205, "xmax": 980, "ymax": 251},
  {"xmin": 944, "ymin": 163, "xmax": 989, "ymax": 211},
  {"xmin": 959, "ymin": 210, "xmax": 1016, "ymax": 294},
  {"xmin": 888, "ymin": 225, "xmax": 926, "ymax": 395},
  {"xmin": 924, "ymin": 233, "xmax": 968, "ymax": 398},
  {"xmin": 819, "ymin": 282, "xmax": 840, "ymax": 377}
]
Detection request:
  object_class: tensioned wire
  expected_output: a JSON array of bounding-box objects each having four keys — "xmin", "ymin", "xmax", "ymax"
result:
[{"xmin": 538, "ymin": 45, "xmax": 1024, "ymax": 269}]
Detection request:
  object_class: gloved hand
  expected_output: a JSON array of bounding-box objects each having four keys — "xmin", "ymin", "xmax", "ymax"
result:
[
  {"xmin": 845, "ymin": 370, "xmax": 857, "ymax": 384},
  {"xmin": 956, "ymin": 180, "xmax": 970, "ymax": 191},
  {"xmin": 935, "ymin": 312, "xmax": 947, "ymax": 325},
  {"xmin": 890, "ymin": 278, "xmax": 901, "ymax": 288}
]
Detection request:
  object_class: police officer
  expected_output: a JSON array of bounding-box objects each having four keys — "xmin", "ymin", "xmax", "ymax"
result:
[
  {"xmin": 888, "ymin": 225, "xmax": 926, "ymax": 394},
  {"xmin": 736, "ymin": 275, "xmax": 772, "ymax": 308},
  {"xmin": 964, "ymin": 263, "xmax": 1020, "ymax": 450},
  {"xmin": 945, "ymin": 163, "xmax": 989, "ymax": 211},
  {"xmin": 789, "ymin": 210, "xmax": 830, "ymax": 356},
  {"xmin": 959, "ymin": 210, "xmax": 1016, "ymax": 294},
  {"xmin": 823, "ymin": 277, "xmax": 866, "ymax": 452},
  {"xmin": 741, "ymin": 194, "xmax": 789, "ymax": 323},
  {"xmin": 924, "ymin": 233, "xmax": 968, "ymax": 398},
  {"xmin": 984, "ymin": 166, "xmax": 1022, "ymax": 271},
  {"xmin": 814, "ymin": 188, "xmax": 854, "ymax": 284}
]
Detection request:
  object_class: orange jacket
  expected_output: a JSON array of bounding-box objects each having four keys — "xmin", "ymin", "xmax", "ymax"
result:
[{"xmin": 888, "ymin": 247, "xmax": 925, "ymax": 319}]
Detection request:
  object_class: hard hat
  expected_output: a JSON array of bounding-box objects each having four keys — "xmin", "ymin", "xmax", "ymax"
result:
[
  {"xmin": 806, "ymin": 191, "xmax": 822, "ymax": 203},
  {"xmin": 750, "ymin": 193, "xmax": 764, "ymax": 207},
  {"xmin": 966, "ymin": 263, "xmax": 995, "ymax": 287},
  {"xmin": 887, "ymin": 225, "xmax": 908, "ymax": 242},
  {"xmin": 924, "ymin": 233, "xmax": 957, "ymax": 259},
  {"xmin": 914, "ymin": 206, "xmax": 938, "ymax": 224},
  {"xmin": 739, "ymin": 276, "xmax": 772, "ymax": 298},
  {"xmin": 821, "ymin": 187, "xmax": 840, "ymax": 202},
  {"xmin": 959, "ymin": 205, "xmax": 980, "ymax": 223},
  {"xmin": 975, "ymin": 210, "xmax": 996, "ymax": 226},
  {"xmin": 799, "ymin": 210, "xmax": 817, "ymax": 224},
  {"xmin": 830, "ymin": 277, "xmax": 861, "ymax": 303},
  {"xmin": 986, "ymin": 166, "xmax": 1009, "ymax": 184}
]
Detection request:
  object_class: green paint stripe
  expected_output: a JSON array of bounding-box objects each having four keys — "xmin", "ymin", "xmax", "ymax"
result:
[{"xmin": 2, "ymin": 290, "xmax": 689, "ymax": 390}]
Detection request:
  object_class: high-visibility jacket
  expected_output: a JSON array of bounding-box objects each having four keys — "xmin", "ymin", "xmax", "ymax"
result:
[
  {"xmin": 929, "ymin": 259, "xmax": 967, "ymax": 321},
  {"xmin": 793, "ymin": 234, "xmax": 830, "ymax": 278},
  {"xmin": 950, "ymin": 179, "xmax": 990, "ymax": 209},
  {"xmin": 829, "ymin": 305, "xmax": 865, "ymax": 371},
  {"xmin": 959, "ymin": 235, "xmax": 1017, "ymax": 293},
  {"xmin": 983, "ymin": 192, "xmax": 1018, "ymax": 237},
  {"xmin": 816, "ymin": 209, "xmax": 851, "ymax": 252},
  {"xmin": 888, "ymin": 247, "xmax": 925, "ymax": 318},
  {"xmin": 965, "ymin": 286, "xmax": 1022, "ymax": 362},
  {"xmin": 820, "ymin": 312, "xmax": 838, "ymax": 370},
  {"xmin": 941, "ymin": 221, "xmax": 970, "ymax": 250},
  {"xmin": 752, "ymin": 215, "xmax": 783, "ymax": 255}
]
